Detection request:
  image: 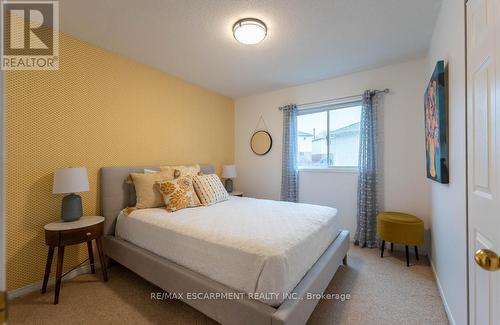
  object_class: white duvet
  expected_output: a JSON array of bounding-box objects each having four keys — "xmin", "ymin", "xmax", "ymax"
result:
[{"xmin": 115, "ymin": 196, "xmax": 339, "ymax": 306}]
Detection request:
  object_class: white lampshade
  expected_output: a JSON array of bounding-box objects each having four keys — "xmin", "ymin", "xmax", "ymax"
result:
[
  {"xmin": 221, "ymin": 165, "xmax": 237, "ymax": 179},
  {"xmin": 53, "ymin": 167, "xmax": 89, "ymax": 194}
]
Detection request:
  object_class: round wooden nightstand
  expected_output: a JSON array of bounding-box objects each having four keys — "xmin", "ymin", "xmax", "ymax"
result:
[
  {"xmin": 42, "ymin": 216, "xmax": 108, "ymax": 304},
  {"xmin": 229, "ymin": 191, "xmax": 243, "ymax": 197}
]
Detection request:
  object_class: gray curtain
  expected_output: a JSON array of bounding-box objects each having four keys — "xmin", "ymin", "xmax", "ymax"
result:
[
  {"xmin": 354, "ymin": 91, "xmax": 379, "ymax": 248},
  {"xmin": 280, "ymin": 104, "xmax": 298, "ymax": 202}
]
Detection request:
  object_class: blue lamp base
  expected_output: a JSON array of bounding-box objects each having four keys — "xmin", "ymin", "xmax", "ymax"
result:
[
  {"xmin": 61, "ymin": 193, "xmax": 83, "ymax": 222},
  {"xmin": 225, "ymin": 178, "xmax": 233, "ymax": 193}
]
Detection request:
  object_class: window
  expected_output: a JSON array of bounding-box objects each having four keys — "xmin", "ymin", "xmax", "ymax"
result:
[{"xmin": 297, "ymin": 101, "xmax": 361, "ymax": 168}]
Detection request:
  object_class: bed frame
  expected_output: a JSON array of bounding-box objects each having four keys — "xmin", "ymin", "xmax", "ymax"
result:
[{"xmin": 100, "ymin": 165, "xmax": 350, "ymax": 325}]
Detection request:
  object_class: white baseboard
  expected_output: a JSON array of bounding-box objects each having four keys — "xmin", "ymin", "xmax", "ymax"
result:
[
  {"xmin": 430, "ymin": 259, "xmax": 455, "ymax": 325},
  {"xmin": 8, "ymin": 262, "xmax": 101, "ymax": 300}
]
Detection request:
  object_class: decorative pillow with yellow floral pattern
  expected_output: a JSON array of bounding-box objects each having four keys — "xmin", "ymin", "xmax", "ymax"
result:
[{"xmin": 157, "ymin": 176, "xmax": 201, "ymax": 212}]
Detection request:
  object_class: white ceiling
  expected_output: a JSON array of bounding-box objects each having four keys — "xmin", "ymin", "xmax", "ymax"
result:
[{"xmin": 59, "ymin": 0, "xmax": 442, "ymax": 98}]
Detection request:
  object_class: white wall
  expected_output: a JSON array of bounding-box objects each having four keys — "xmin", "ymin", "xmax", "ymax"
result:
[
  {"xmin": 298, "ymin": 170, "xmax": 358, "ymax": 234},
  {"xmin": 235, "ymin": 58, "xmax": 431, "ymax": 236},
  {"xmin": 427, "ymin": 0, "xmax": 467, "ymax": 324}
]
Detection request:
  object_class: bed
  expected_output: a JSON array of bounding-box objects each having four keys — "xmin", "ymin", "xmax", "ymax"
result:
[{"xmin": 101, "ymin": 165, "xmax": 350, "ymax": 325}]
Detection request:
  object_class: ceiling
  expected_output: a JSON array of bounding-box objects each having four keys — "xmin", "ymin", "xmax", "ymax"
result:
[{"xmin": 59, "ymin": 0, "xmax": 442, "ymax": 98}]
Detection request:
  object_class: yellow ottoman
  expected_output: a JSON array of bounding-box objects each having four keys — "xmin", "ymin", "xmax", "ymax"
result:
[{"xmin": 377, "ymin": 212, "xmax": 424, "ymax": 267}]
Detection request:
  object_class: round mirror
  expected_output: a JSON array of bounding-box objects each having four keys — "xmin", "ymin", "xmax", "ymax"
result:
[{"xmin": 250, "ymin": 130, "xmax": 272, "ymax": 155}]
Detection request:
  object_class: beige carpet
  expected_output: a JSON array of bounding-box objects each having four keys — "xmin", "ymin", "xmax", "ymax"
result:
[{"xmin": 9, "ymin": 245, "xmax": 449, "ymax": 324}]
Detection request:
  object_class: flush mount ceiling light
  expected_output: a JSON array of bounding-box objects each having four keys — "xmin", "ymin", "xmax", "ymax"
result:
[{"xmin": 232, "ymin": 18, "xmax": 267, "ymax": 45}]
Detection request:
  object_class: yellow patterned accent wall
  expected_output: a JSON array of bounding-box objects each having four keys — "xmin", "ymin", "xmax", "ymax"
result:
[{"xmin": 5, "ymin": 33, "xmax": 234, "ymax": 290}]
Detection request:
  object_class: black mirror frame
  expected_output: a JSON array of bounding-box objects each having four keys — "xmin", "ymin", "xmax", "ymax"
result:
[{"xmin": 250, "ymin": 130, "xmax": 273, "ymax": 156}]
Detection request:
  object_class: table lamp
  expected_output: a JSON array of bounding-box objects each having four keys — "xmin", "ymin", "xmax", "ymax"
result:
[
  {"xmin": 53, "ymin": 167, "xmax": 89, "ymax": 222},
  {"xmin": 221, "ymin": 165, "xmax": 237, "ymax": 193}
]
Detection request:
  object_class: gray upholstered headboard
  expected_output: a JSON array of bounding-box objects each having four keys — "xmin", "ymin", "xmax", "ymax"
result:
[{"xmin": 100, "ymin": 164, "xmax": 215, "ymax": 235}]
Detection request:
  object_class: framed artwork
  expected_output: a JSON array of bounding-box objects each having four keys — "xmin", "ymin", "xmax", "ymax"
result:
[{"xmin": 424, "ymin": 60, "xmax": 449, "ymax": 184}]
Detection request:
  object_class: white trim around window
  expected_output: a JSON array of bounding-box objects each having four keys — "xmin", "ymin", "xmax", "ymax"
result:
[
  {"xmin": 297, "ymin": 95, "xmax": 363, "ymax": 113},
  {"xmin": 299, "ymin": 166, "xmax": 359, "ymax": 174},
  {"xmin": 297, "ymin": 100, "xmax": 362, "ymax": 115}
]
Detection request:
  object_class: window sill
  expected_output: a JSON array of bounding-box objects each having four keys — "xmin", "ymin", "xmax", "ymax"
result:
[{"xmin": 298, "ymin": 167, "xmax": 358, "ymax": 174}]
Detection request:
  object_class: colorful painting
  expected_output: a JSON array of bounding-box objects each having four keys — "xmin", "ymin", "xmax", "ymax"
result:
[{"xmin": 425, "ymin": 60, "xmax": 448, "ymax": 184}]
